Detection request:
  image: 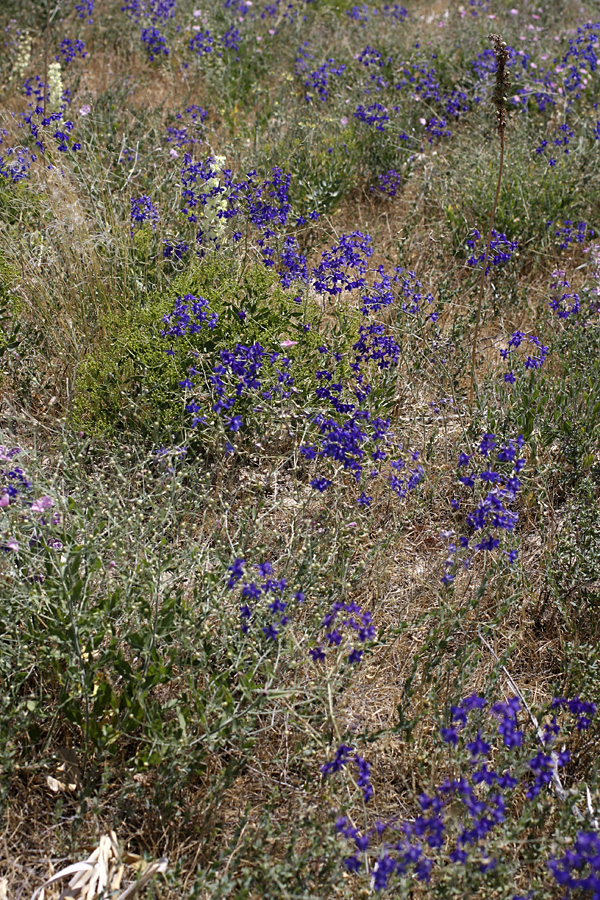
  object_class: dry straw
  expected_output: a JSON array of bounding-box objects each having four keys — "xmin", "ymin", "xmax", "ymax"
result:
[{"xmin": 30, "ymin": 832, "xmax": 168, "ymax": 900}]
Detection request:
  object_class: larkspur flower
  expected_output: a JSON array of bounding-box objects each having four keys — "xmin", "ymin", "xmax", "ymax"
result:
[
  {"xmin": 130, "ymin": 195, "xmax": 159, "ymax": 232},
  {"xmin": 140, "ymin": 27, "xmax": 169, "ymax": 61}
]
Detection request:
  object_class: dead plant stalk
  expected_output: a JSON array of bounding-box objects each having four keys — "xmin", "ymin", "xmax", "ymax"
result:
[{"xmin": 469, "ymin": 34, "xmax": 511, "ymax": 405}]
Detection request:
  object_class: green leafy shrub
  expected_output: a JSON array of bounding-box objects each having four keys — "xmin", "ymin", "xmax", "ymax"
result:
[{"xmin": 72, "ymin": 259, "xmax": 322, "ymax": 444}]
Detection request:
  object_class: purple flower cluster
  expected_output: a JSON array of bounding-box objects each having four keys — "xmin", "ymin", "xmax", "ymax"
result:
[
  {"xmin": 189, "ymin": 29, "xmax": 214, "ymax": 56},
  {"xmin": 1, "ymin": 447, "xmax": 31, "ymax": 504},
  {"xmin": 354, "ymin": 103, "xmax": 390, "ymax": 131},
  {"xmin": 180, "ymin": 155, "xmax": 230, "ymax": 228},
  {"xmin": 130, "ymin": 195, "xmax": 159, "ymax": 232},
  {"xmin": 357, "ymin": 45, "xmax": 385, "ymax": 68},
  {"xmin": 0, "ymin": 146, "xmax": 37, "ymax": 183},
  {"xmin": 21, "ymin": 77, "xmax": 78, "ymax": 154},
  {"xmin": 551, "ymin": 696, "xmax": 597, "ymax": 731},
  {"xmin": 166, "ymin": 105, "xmax": 207, "ymax": 149},
  {"xmin": 310, "ymin": 600, "xmax": 376, "ymax": 666},
  {"xmin": 442, "ymin": 435, "xmax": 525, "ymax": 584},
  {"xmin": 333, "ymin": 693, "xmax": 596, "ymax": 892},
  {"xmin": 548, "ymin": 219, "xmax": 595, "ymax": 251},
  {"xmin": 389, "ymin": 453, "xmax": 424, "ymax": 499},
  {"xmin": 548, "ymin": 832, "xmax": 600, "ymax": 897},
  {"xmin": 559, "ymin": 22, "xmax": 600, "ymax": 103},
  {"xmin": 370, "ymin": 168, "xmax": 402, "ymax": 198},
  {"xmin": 181, "ymin": 342, "xmax": 294, "ymax": 434},
  {"xmin": 346, "ymin": 2, "xmax": 407, "ymax": 22},
  {"xmin": 346, "ymin": 4, "xmax": 371, "ymax": 25},
  {"xmin": 467, "ymin": 0, "xmax": 490, "ymax": 15},
  {"xmin": 226, "ymin": 558, "xmax": 301, "ymax": 639},
  {"xmin": 322, "ymin": 744, "xmax": 373, "ymax": 800},
  {"xmin": 160, "ymin": 294, "xmax": 218, "ymax": 345},
  {"xmin": 75, "ymin": 0, "xmax": 94, "ymax": 23},
  {"xmin": 535, "ymin": 123, "xmax": 574, "ymax": 163},
  {"xmin": 361, "ymin": 266, "xmax": 434, "ymax": 316},
  {"xmin": 382, "ymin": 3, "xmax": 407, "ymax": 19},
  {"xmin": 471, "ymin": 47, "xmax": 496, "ymax": 82},
  {"xmin": 303, "ymin": 58, "xmax": 346, "ymax": 102},
  {"xmin": 548, "ymin": 271, "xmax": 581, "ymax": 319},
  {"xmin": 466, "ymin": 229, "xmax": 519, "ymax": 275},
  {"xmin": 221, "ymin": 25, "xmax": 242, "ymax": 55},
  {"xmin": 141, "ymin": 26, "xmax": 169, "ymax": 61},
  {"xmin": 499, "ymin": 331, "xmax": 549, "ymax": 380},
  {"xmin": 444, "ymin": 90, "xmax": 469, "ymax": 119},
  {"xmin": 395, "ymin": 61, "xmax": 441, "ymax": 103},
  {"xmin": 122, "ymin": 0, "xmax": 176, "ymax": 23},
  {"xmin": 423, "ymin": 115, "xmax": 451, "ymax": 143},
  {"xmin": 55, "ymin": 38, "xmax": 87, "ymax": 66},
  {"xmin": 312, "ymin": 231, "xmax": 372, "ymax": 296}
]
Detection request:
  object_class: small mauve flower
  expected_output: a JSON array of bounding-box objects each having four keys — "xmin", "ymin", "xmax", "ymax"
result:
[
  {"xmin": 3, "ymin": 537, "xmax": 18, "ymax": 551},
  {"xmin": 31, "ymin": 496, "xmax": 54, "ymax": 513},
  {"xmin": 170, "ymin": 148, "xmax": 179, "ymax": 158},
  {"xmin": 0, "ymin": 494, "xmax": 9, "ymax": 507},
  {"xmin": 280, "ymin": 339, "xmax": 298, "ymax": 348},
  {"xmin": 79, "ymin": 104, "xmax": 91, "ymax": 115}
]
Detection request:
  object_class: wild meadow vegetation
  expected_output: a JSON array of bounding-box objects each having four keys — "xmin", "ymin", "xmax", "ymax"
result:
[{"xmin": 1, "ymin": 0, "xmax": 600, "ymax": 896}]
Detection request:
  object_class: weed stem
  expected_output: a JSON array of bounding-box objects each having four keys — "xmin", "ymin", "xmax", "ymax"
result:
[{"xmin": 469, "ymin": 132, "xmax": 505, "ymax": 405}]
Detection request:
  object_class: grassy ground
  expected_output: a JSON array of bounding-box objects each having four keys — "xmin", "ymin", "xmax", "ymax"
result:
[{"xmin": 1, "ymin": 0, "xmax": 600, "ymax": 897}]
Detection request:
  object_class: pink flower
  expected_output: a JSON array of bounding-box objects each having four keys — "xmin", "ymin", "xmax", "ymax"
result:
[
  {"xmin": 170, "ymin": 148, "xmax": 179, "ymax": 158},
  {"xmin": 193, "ymin": 8, "xmax": 202, "ymax": 15},
  {"xmin": 280, "ymin": 339, "xmax": 298, "ymax": 348},
  {"xmin": 4, "ymin": 537, "xmax": 18, "ymax": 552},
  {"xmin": 0, "ymin": 494, "xmax": 9, "ymax": 508},
  {"xmin": 30, "ymin": 496, "xmax": 54, "ymax": 513},
  {"xmin": 419, "ymin": 117, "xmax": 427, "ymax": 125},
  {"xmin": 79, "ymin": 104, "xmax": 91, "ymax": 115},
  {"xmin": 340, "ymin": 116, "xmax": 348, "ymax": 126},
  {"xmin": 509, "ymin": 7, "xmax": 519, "ymax": 14}
]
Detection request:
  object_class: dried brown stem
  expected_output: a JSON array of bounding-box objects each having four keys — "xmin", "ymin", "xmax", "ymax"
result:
[
  {"xmin": 469, "ymin": 133, "xmax": 505, "ymax": 405},
  {"xmin": 469, "ymin": 33, "xmax": 510, "ymax": 405}
]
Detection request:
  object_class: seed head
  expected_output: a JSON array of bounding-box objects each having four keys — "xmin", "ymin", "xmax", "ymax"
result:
[{"xmin": 489, "ymin": 33, "xmax": 510, "ymax": 137}]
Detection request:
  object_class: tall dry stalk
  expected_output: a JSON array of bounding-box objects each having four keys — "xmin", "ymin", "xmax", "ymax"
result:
[{"xmin": 469, "ymin": 34, "xmax": 511, "ymax": 405}]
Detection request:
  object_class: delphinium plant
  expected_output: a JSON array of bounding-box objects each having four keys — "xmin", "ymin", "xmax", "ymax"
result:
[
  {"xmin": 324, "ymin": 692, "xmax": 599, "ymax": 898},
  {"xmin": 1, "ymin": 1, "xmax": 600, "ymax": 899}
]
